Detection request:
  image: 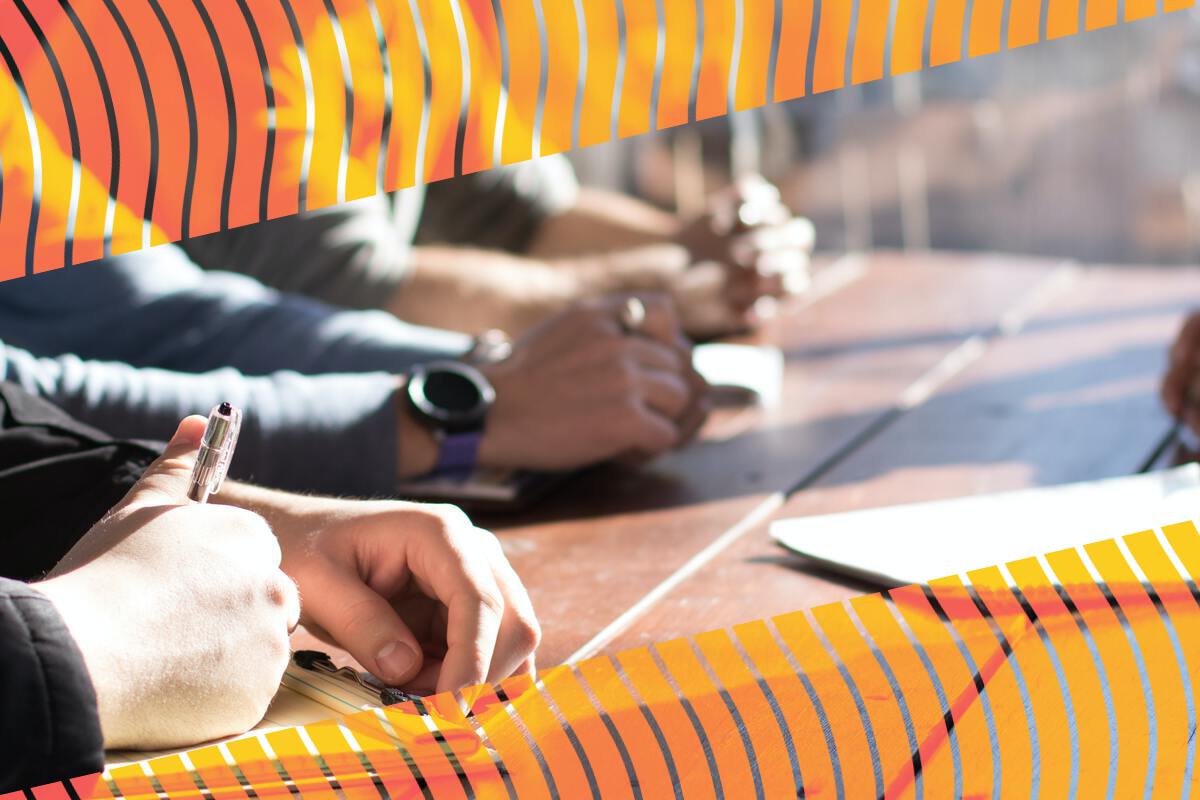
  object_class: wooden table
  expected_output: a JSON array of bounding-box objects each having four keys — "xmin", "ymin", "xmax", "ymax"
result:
[{"xmin": 483, "ymin": 251, "xmax": 1200, "ymax": 669}]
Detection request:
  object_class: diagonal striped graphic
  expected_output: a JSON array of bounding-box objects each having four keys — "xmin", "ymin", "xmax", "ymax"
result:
[
  {"xmin": 0, "ymin": 0, "xmax": 1192, "ymax": 278},
  {"xmin": 10, "ymin": 520, "xmax": 1197, "ymax": 798}
]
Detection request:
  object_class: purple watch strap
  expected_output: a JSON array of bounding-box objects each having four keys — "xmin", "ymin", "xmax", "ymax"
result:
[{"xmin": 434, "ymin": 430, "xmax": 484, "ymax": 476}]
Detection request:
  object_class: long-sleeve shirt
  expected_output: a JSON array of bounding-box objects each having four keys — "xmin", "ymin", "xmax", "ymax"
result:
[
  {"xmin": 0, "ymin": 246, "xmax": 470, "ymax": 497},
  {"xmin": 0, "ymin": 382, "xmax": 158, "ymax": 791},
  {"xmin": 179, "ymin": 158, "xmax": 579, "ymax": 310}
]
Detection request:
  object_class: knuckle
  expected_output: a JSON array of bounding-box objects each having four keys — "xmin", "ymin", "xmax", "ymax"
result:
[
  {"xmin": 612, "ymin": 362, "xmax": 639, "ymax": 393},
  {"xmin": 473, "ymin": 525, "xmax": 504, "ymax": 551},
  {"xmin": 215, "ymin": 505, "xmax": 274, "ymax": 538},
  {"xmin": 476, "ymin": 588, "xmax": 506, "ymax": 619},
  {"xmin": 430, "ymin": 502, "xmax": 473, "ymax": 531},
  {"xmin": 596, "ymin": 334, "xmax": 626, "ymax": 358},
  {"xmin": 264, "ymin": 571, "xmax": 296, "ymax": 608},
  {"xmin": 514, "ymin": 612, "xmax": 542, "ymax": 652}
]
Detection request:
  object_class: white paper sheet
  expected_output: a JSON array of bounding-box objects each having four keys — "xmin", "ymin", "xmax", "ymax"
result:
[
  {"xmin": 693, "ymin": 343, "xmax": 784, "ymax": 408},
  {"xmin": 771, "ymin": 463, "xmax": 1200, "ymax": 587}
]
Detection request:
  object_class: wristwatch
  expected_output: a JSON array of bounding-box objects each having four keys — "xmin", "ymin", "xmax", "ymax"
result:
[{"xmin": 405, "ymin": 360, "xmax": 496, "ymax": 475}]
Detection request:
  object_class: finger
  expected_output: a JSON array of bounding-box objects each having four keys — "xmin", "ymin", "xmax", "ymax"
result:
[
  {"xmin": 118, "ymin": 415, "xmax": 208, "ymax": 511},
  {"xmin": 436, "ymin": 569, "xmax": 506, "ymax": 694},
  {"xmin": 1187, "ymin": 405, "xmax": 1200, "ymax": 439},
  {"xmin": 725, "ymin": 269, "xmax": 767, "ymax": 310},
  {"xmin": 732, "ymin": 217, "xmax": 816, "ymax": 257},
  {"xmin": 676, "ymin": 390, "xmax": 712, "ymax": 445},
  {"xmin": 1169, "ymin": 314, "xmax": 1200, "ymax": 374},
  {"xmin": 301, "ymin": 560, "xmax": 426, "ymax": 686},
  {"xmin": 268, "ymin": 569, "xmax": 302, "ymax": 632},
  {"xmin": 626, "ymin": 403, "xmax": 680, "ymax": 454},
  {"xmin": 623, "ymin": 336, "xmax": 685, "ymax": 373},
  {"xmin": 479, "ymin": 535, "xmax": 541, "ymax": 682},
  {"xmin": 624, "ymin": 293, "xmax": 686, "ymax": 350},
  {"xmin": 406, "ymin": 522, "xmax": 509, "ymax": 694},
  {"xmin": 1185, "ymin": 372, "xmax": 1200, "ymax": 417},
  {"xmin": 754, "ymin": 270, "xmax": 788, "ymax": 299},
  {"xmin": 733, "ymin": 174, "xmax": 783, "ymax": 210},
  {"xmin": 1163, "ymin": 366, "xmax": 1185, "ymax": 418},
  {"xmin": 637, "ymin": 368, "xmax": 692, "ymax": 419}
]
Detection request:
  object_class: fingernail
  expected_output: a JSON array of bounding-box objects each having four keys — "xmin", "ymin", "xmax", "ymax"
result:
[
  {"xmin": 376, "ymin": 641, "xmax": 418, "ymax": 682},
  {"xmin": 169, "ymin": 415, "xmax": 207, "ymax": 447}
]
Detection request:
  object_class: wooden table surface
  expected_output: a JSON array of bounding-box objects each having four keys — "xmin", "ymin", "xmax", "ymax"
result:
[{"xmin": 481, "ymin": 251, "xmax": 1200, "ymax": 669}]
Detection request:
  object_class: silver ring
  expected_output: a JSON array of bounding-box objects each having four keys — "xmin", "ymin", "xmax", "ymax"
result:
[{"xmin": 618, "ymin": 297, "xmax": 646, "ymax": 334}]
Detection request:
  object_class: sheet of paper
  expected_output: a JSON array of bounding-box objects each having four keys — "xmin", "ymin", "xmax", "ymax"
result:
[
  {"xmin": 771, "ymin": 463, "xmax": 1200, "ymax": 587},
  {"xmin": 693, "ymin": 343, "xmax": 784, "ymax": 408},
  {"xmin": 104, "ymin": 662, "xmax": 381, "ymax": 768}
]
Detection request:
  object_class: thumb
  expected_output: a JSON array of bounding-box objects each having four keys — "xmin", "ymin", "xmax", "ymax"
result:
[
  {"xmin": 117, "ymin": 415, "xmax": 208, "ymax": 511},
  {"xmin": 304, "ymin": 562, "xmax": 426, "ymax": 686}
]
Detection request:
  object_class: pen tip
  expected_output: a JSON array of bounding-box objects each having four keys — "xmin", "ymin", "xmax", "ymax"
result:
[{"xmin": 218, "ymin": 401, "xmax": 233, "ymax": 415}]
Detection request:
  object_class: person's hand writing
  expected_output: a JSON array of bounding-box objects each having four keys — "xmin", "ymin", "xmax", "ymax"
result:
[
  {"xmin": 35, "ymin": 417, "xmax": 299, "ymax": 750},
  {"xmin": 476, "ymin": 294, "xmax": 711, "ymax": 471},
  {"xmin": 222, "ymin": 491, "xmax": 539, "ymax": 695}
]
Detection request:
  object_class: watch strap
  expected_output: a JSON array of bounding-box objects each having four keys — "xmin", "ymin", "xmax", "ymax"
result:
[{"xmin": 434, "ymin": 430, "xmax": 484, "ymax": 477}]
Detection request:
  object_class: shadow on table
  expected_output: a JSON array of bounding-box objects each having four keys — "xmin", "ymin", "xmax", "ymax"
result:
[
  {"xmin": 747, "ymin": 551, "xmax": 903, "ymax": 596},
  {"xmin": 783, "ymin": 299, "xmax": 1188, "ymax": 362},
  {"xmin": 485, "ymin": 340, "xmax": 1173, "ymax": 530}
]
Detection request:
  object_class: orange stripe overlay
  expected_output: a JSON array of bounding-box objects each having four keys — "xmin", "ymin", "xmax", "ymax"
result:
[
  {"xmin": 1, "ymin": 0, "xmax": 1190, "ymax": 275},
  {"xmin": 15, "ymin": 520, "xmax": 1194, "ymax": 797}
]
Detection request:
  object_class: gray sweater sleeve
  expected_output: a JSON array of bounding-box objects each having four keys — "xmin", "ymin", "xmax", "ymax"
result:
[
  {"xmin": 180, "ymin": 157, "xmax": 579, "ymax": 311},
  {"xmin": 0, "ymin": 245, "xmax": 470, "ymax": 377},
  {"xmin": 0, "ymin": 342, "xmax": 404, "ymax": 496},
  {"xmin": 0, "ymin": 246, "xmax": 473, "ymax": 496}
]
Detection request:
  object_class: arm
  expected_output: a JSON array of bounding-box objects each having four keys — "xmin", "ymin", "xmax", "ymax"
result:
[
  {"xmin": 525, "ymin": 187, "xmax": 682, "ymax": 258},
  {"xmin": 0, "ymin": 580, "xmax": 102, "ymax": 792},
  {"xmin": 0, "ymin": 245, "xmax": 470, "ymax": 378},
  {"xmin": 213, "ymin": 481, "xmax": 541, "ymax": 692},
  {"xmin": 383, "ymin": 244, "xmax": 688, "ymax": 334},
  {"xmin": 0, "ymin": 341, "xmax": 415, "ymax": 496}
]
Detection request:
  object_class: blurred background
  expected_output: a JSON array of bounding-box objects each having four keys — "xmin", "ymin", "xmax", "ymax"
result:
[{"xmin": 568, "ymin": 11, "xmax": 1200, "ymax": 265}]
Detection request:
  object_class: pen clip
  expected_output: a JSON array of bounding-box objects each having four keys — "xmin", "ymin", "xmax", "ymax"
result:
[
  {"xmin": 189, "ymin": 402, "xmax": 242, "ymax": 502},
  {"xmin": 292, "ymin": 650, "xmax": 419, "ymax": 707}
]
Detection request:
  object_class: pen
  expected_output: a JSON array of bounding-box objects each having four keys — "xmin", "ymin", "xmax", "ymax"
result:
[{"xmin": 188, "ymin": 402, "xmax": 242, "ymax": 503}]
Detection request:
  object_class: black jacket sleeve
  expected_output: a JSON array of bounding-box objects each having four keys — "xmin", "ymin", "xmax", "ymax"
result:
[
  {"xmin": 0, "ymin": 382, "xmax": 160, "ymax": 581},
  {"xmin": 0, "ymin": 580, "xmax": 104, "ymax": 792},
  {"xmin": 0, "ymin": 382, "xmax": 163, "ymax": 790}
]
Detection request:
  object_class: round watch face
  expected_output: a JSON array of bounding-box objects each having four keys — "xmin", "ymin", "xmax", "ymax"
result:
[{"xmin": 408, "ymin": 361, "xmax": 495, "ymax": 432}]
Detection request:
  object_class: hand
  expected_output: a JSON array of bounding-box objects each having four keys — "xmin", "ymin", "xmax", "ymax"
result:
[
  {"xmin": 238, "ymin": 493, "xmax": 538, "ymax": 695},
  {"xmin": 1163, "ymin": 311, "xmax": 1200, "ymax": 432},
  {"xmin": 673, "ymin": 175, "xmax": 815, "ymax": 337},
  {"xmin": 476, "ymin": 294, "xmax": 711, "ymax": 471},
  {"xmin": 34, "ymin": 418, "xmax": 299, "ymax": 750}
]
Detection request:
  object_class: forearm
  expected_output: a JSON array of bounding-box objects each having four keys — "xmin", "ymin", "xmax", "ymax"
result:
[
  {"xmin": 526, "ymin": 187, "xmax": 682, "ymax": 258},
  {"xmin": 0, "ymin": 249, "xmax": 470, "ymax": 379},
  {"xmin": 389, "ymin": 246, "xmax": 584, "ymax": 334},
  {"xmin": 393, "ymin": 244, "xmax": 687, "ymax": 336},
  {"xmin": 0, "ymin": 343, "xmax": 408, "ymax": 496}
]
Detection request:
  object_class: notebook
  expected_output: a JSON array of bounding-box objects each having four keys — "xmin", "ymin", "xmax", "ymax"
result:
[
  {"xmin": 771, "ymin": 463, "xmax": 1200, "ymax": 587},
  {"xmin": 104, "ymin": 651, "xmax": 413, "ymax": 768}
]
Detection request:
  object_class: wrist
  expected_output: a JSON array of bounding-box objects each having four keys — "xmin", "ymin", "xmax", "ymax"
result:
[
  {"xmin": 396, "ymin": 379, "xmax": 440, "ymax": 479},
  {"xmin": 33, "ymin": 576, "xmax": 122, "ymax": 745}
]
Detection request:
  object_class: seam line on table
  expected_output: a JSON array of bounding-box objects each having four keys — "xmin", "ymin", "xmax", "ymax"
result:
[{"xmin": 564, "ymin": 261, "xmax": 1082, "ymax": 663}]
